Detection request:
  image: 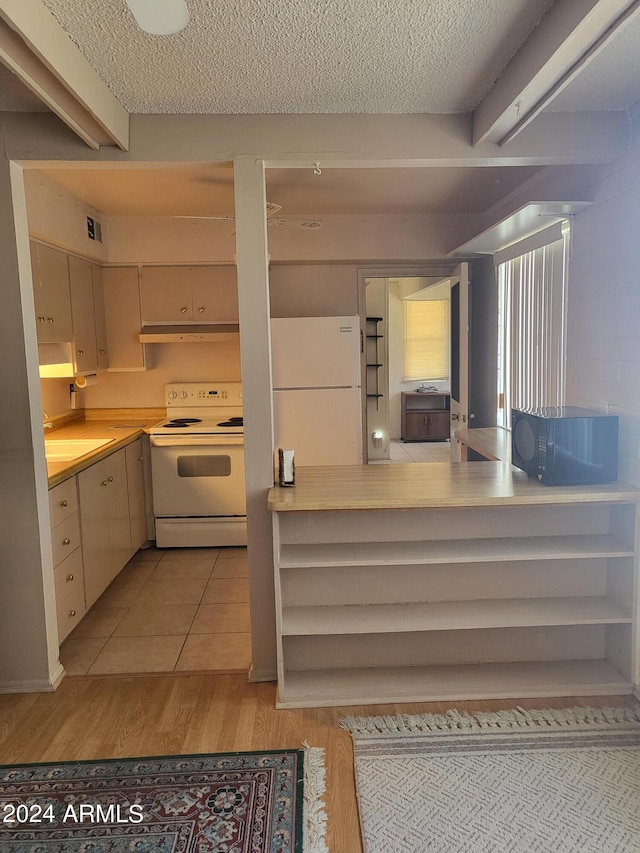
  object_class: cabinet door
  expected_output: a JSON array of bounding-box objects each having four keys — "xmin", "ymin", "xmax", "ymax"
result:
[
  {"xmin": 105, "ymin": 449, "xmax": 133, "ymax": 574},
  {"xmin": 103, "ymin": 267, "xmax": 147, "ymax": 371},
  {"xmin": 31, "ymin": 242, "xmax": 73, "ymax": 343},
  {"xmin": 68, "ymin": 255, "xmax": 98, "ymax": 374},
  {"xmin": 428, "ymin": 412, "xmax": 451, "ymax": 439},
  {"xmin": 403, "ymin": 412, "xmax": 429, "ymax": 440},
  {"xmin": 140, "ymin": 266, "xmax": 193, "ymax": 322},
  {"xmin": 78, "ymin": 457, "xmax": 113, "ymax": 608},
  {"xmin": 125, "ymin": 439, "xmax": 147, "ymax": 552},
  {"xmin": 191, "ymin": 266, "xmax": 238, "ymax": 322},
  {"xmin": 91, "ymin": 264, "xmax": 109, "ymax": 370}
]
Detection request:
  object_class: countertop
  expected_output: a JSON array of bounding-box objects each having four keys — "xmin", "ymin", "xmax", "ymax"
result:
[
  {"xmin": 45, "ymin": 408, "xmax": 164, "ymax": 488},
  {"xmin": 267, "ymin": 461, "xmax": 640, "ymax": 512},
  {"xmin": 454, "ymin": 426, "xmax": 511, "ymax": 461}
]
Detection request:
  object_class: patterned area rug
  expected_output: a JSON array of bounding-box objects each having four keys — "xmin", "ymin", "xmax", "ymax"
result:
[
  {"xmin": 342, "ymin": 705, "xmax": 640, "ymax": 853},
  {"xmin": 0, "ymin": 747, "xmax": 328, "ymax": 852}
]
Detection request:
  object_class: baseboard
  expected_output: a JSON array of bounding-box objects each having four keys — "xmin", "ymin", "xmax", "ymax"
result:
[
  {"xmin": 0, "ymin": 662, "xmax": 66, "ymax": 694},
  {"xmin": 248, "ymin": 664, "xmax": 277, "ymax": 683}
]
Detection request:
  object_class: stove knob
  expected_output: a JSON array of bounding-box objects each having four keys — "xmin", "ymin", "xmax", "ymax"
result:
[
  {"xmin": 178, "ymin": 391, "xmax": 188, "ymax": 399},
  {"xmin": 168, "ymin": 390, "xmax": 178, "ymax": 400}
]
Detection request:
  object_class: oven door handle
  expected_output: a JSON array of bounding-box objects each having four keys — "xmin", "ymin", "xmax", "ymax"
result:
[{"xmin": 150, "ymin": 435, "xmax": 245, "ymax": 447}]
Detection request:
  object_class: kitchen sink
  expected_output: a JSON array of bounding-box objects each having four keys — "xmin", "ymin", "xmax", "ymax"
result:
[{"xmin": 44, "ymin": 437, "xmax": 114, "ymax": 461}]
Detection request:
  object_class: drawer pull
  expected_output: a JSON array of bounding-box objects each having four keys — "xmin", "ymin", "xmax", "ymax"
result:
[
  {"xmin": 180, "ymin": 306, "xmax": 188, "ymax": 313},
  {"xmin": 108, "ymin": 476, "xmax": 114, "ymax": 482},
  {"xmin": 68, "ymin": 609, "xmax": 76, "ymax": 618},
  {"xmin": 102, "ymin": 480, "xmax": 108, "ymax": 486},
  {"xmin": 62, "ymin": 537, "xmax": 71, "ymax": 546},
  {"xmin": 197, "ymin": 306, "xmax": 205, "ymax": 313},
  {"xmin": 66, "ymin": 573, "xmax": 74, "ymax": 582},
  {"xmin": 60, "ymin": 499, "xmax": 68, "ymax": 507}
]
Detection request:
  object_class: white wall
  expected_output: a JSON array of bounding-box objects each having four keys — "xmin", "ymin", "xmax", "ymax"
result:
[{"xmin": 566, "ymin": 118, "xmax": 640, "ymax": 486}]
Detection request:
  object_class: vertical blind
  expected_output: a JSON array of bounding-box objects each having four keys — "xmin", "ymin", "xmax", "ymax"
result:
[
  {"xmin": 403, "ymin": 299, "xmax": 450, "ymax": 381},
  {"xmin": 496, "ymin": 222, "xmax": 570, "ymax": 428}
]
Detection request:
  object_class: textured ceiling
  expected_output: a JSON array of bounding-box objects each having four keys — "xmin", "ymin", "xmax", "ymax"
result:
[
  {"xmin": 547, "ymin": 12, "xmax": 640, "ymax": 112},
  {"xmin": 40, "ymin": 0, "xmax": 554, "ymax": 114}
]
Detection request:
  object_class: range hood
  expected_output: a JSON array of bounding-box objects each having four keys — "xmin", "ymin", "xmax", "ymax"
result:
[{"xmin": 139, "ymin": 324, "xmax": 240, "ymax": 343}]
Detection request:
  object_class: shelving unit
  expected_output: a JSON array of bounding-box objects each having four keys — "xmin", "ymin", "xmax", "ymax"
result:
[
  {"xmin": 269, "ymin": 463, "xmax": 640, "ymax": 708},
  {"xmin": 401, "ymin": 391, "xmax": 450, "ymax": 441},
  {"xmin": 365, "ymin": 317, "xmax": 384, "ymax": 407}
]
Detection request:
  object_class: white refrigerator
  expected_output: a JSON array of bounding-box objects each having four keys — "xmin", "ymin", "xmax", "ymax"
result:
[{"xmin": 271, "ymin": 316, "xmax": 363, "ymax": 466}]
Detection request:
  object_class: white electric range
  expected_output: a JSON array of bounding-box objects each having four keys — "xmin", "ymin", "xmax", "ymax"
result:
[{"xmin": 149, "ymin": 382, "xmax": 246, "ymax": 547}]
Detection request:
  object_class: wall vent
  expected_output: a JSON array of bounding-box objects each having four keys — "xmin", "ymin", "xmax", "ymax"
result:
[{"xmin": 87, "ymin": 216, "xmax": 102, "ymax": 242}]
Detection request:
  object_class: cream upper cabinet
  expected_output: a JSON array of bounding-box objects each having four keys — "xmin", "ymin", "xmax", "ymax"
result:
[
  {"xmin": 30, "ymin": 242, "xmax": 73, "ymax": 343},
  {"xmin": 91, "ymin": 264, "xmax": 109, "ymax": 370},
  {"xmin": 191, "ymin": 266, "xmax": 238, "ymax": 322},
  {"xmin": 68, "ymin": 255, "xmax": 98, "ymax": 375},
  {"xmin": 103, "ymin": 267, "xmax": 147, "ymax": 371},
  {"xmin": 141, "ymin": 266, "xmax": 238, "ymax": 323}
]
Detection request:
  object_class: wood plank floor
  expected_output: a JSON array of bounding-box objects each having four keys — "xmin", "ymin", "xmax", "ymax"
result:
[{"xmin": 0, "ymin": 674, "xmax": 636, "ymax": 852}]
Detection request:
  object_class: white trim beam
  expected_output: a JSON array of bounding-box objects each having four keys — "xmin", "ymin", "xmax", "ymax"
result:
[
  {"xmin": 0, "ymin": 0, "xmax": 129, "ymax": 150},
  {"xmin": 473, "ymin": 0, "xmax": 640, "ymax": 146}
]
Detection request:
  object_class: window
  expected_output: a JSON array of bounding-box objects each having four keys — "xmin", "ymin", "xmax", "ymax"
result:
[
  {"xmin": 496, "ymin": 222, "xmax": 570, "ymax": 428},
  {"xmin": 403, "ymin": 299, "xmax": 449, "ymax": 381}
]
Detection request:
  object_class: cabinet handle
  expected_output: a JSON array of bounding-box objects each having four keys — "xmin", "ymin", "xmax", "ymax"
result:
[
  {"xmin": 47, "ymin": 317, "xmax": 54, "ymax": 324},
  {"xmin": 101, "ymin": 480, "xmax": 108, "ymax": 486},
  {"xmin": 59, "ymin": 499, "xmax": 68, "ymax": 507},
  {"xmin": 138, "ymin": 456, "xmax": 143, "ymax": 462},
  {"xmin": 62, "ymin": 537, "xmax": 71, "ymax": 546},
  {"xmin": 99, "ymin": 349, "xmax": 106, "ymax": 355},
  {"xmin": 180, "ymin": 306, "xmax": 188, "ymax": 313},
  {"xmin": 66, "ymin": 573, "xmax": 74, "ymax": 582},
  {"xmin": 108, "ymin": 476, "xmax": 114, "ymax": 482},
  {"xmin": 77, "ymin": 349, "xmax": 84, "ymax": 356},
  {"xmin": 37, "ymin": 316, "xmax": 45, "ymax": 324},
  {"xmin": 68, "ymin": 609, "xmax": 76, "ymax": 618},
  {"xmin": 197, "ymin": 306, "xmax": 205, "ymax": 313}
]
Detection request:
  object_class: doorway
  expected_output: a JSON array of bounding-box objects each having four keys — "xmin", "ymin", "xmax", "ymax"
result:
[{"xmin": 362, "ymin": 270, "xmax": 454, "ymax": 464}]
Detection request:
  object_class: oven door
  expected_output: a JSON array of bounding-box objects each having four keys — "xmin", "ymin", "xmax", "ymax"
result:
[{"xmin": 150, "ymin": 436, "xmax": 245, "ymax": 517}]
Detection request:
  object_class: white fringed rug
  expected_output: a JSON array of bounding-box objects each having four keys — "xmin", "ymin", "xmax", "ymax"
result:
[{"xmin": 341, "ymin": 706, "xmax": 640, "ymax": 853}]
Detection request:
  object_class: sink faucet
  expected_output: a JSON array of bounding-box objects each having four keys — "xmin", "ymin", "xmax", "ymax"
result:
[{"xmin": 43, "ymin": 409, "xmax": 53, "ymax": 429}]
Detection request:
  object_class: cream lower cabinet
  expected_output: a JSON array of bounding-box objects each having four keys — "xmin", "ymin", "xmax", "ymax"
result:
[
  {"xmin": 49, "ymin": 478, "xmax": 85, "ymax": 642},
  {"xmin": 272, "ymin": 498, "xmax": 640, "ymax": 708},
  {"xmin": 78, "ymin": 448, "xmax": 133, "ymax": 609},
  {"xmin": 125, "ymin": 438, "xmax": 147, "ymax": 552}
]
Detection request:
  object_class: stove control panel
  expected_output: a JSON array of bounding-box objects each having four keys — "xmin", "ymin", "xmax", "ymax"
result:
[{"xmin": 165, "ymin": 382, "xmax": 243, "ymax": 407}]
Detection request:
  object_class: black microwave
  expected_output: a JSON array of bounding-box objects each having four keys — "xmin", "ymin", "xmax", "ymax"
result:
[{"xmin": 511, "ymin": 407, "xmax": 619, "ymax": 486}]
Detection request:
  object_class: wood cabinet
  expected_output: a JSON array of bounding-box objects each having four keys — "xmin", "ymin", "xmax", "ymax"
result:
[
  {"xmin": 49, "ymin": 478, "xmax": 85, "ymax": 642},
  {"xmin": 102, "ymin": 267, "xmax": 148, "ymax": 371},
  {"xmin": 269, "ymin": 464, "xmax": 640, "ymax": 708},
  {"xmin": 30, "ymin": 242, "xmax": 73, "ymax": 343},
  {"xmin": 140, "ymin": 265, "xmax": 238, "ymax": 323},
  {"xmin": 401, "ymin": 391, "xmax": 450, "ymax": 441},
  {"xmin": 68, "ymin": 255, "xmax": 98, "ymax": 374},
  {"xmin": 78, "ymin": 448, "xmax": 133, "ymax": 608}
]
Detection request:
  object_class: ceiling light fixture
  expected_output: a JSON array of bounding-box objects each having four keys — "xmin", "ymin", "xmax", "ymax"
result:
[{"xmin": 124, "ymin": 0, "xmax": 190, "ymax": 35}]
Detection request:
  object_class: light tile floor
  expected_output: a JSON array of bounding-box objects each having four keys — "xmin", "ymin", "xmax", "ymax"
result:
[
  {"xmin": 60, "ymin": 546, "xmax": 251, "ymax": 676},
  {"xmin": 388, "ymin": 438, "xmax": 451, "ymax": 463}
]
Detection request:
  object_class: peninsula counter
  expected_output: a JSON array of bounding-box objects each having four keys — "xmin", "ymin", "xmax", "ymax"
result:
[{"xmin": 268, "ymin": 462, "xmax": 640, "ymax": 708}]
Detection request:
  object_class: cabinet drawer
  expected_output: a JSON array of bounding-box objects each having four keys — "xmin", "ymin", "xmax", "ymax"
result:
[
  {"xmin": 54, "ymin": 549, "xmax": 85, "ymax": 642},
  {"xmin": 49, "ymin": 478, "xmax": 78, "ymax": 527},
  {"xmin": 51, "ymin": 512, "xmax": 81, "ymax": 568}
]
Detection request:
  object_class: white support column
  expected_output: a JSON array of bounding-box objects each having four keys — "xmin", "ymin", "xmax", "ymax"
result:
[
  {"xmin": 0, "ymin": 150, "xmax": 63, "ymax": 692},
  {"xmin": 233, "ymin": 156, "xmax": 277, "ymax": 680}
]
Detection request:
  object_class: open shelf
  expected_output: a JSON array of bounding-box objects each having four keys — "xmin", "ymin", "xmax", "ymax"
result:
[
  {"xmin": 281, "ymin": 596, "xmax": 631, "ymax": 636},
  {"xmin": 279, "ymin": 659, "xmax": 632, "ymax": 708},
  {"xmin": 279, "ymin": 534, "xmax": 633, "ymax": 568}
]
